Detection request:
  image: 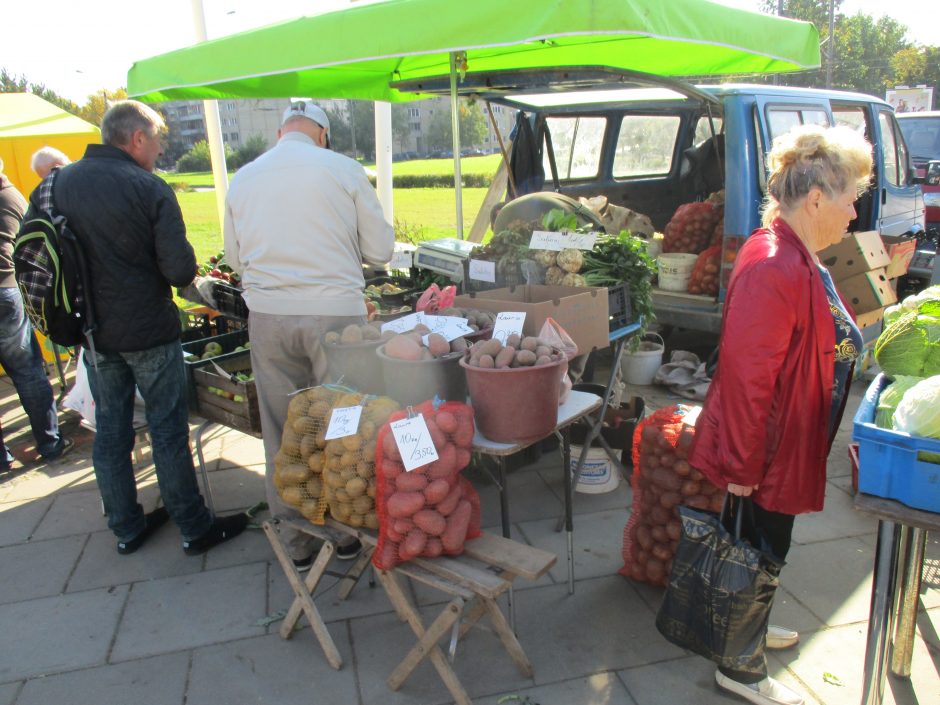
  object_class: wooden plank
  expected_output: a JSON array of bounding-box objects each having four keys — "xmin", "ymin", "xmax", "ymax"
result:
[
  {"xmin": 482, "ymin": 597, "xmax": 533, "ymax": 677},
  {"xmin": 412, "ymin": 554, "xmax": 510, "ymax": 600},
  {"xmin": 462, "ymin": 533, "xmax": 557, "ymax": 581},
  {"xmin": 468, "ymin": 157, "xmax": 509, "ymax": 243},
  {"xmin": 393, "ymin": 561, "xmax": 475, "ymax": 601},
  {"xmin": 280, "ymin": 542, "xmax": 336, "ymax": 639},
  {"xmin": 853, "ymin": 493, "xmax": 940, "ymax": 532},
  {"xmin": 387, "ymin": 597, "xmax": 464, "ymax": 689}
]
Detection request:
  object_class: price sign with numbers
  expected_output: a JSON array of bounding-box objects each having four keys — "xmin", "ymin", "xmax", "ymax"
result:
[
  {"xmin": 529, "ymin": 230, "xmax": 566, "ymax": 251},
  {"xmin": 324, "ymin": 406, "xmax": 363, "ymax": 440},
  {"xmin": 389, "ymin": 250, "xmax": 413, "ymax": 270},
  {"xmin": 421, "ymin": 315, "xmax": 474, "ymax": 342},
  {"xmin": 491, "ymin": 311, "xmax": 526, "ymax": 343},
  {"xmin": 391, "ymin": 414, "xmax": 440, "ymax": 472},
  {"xmin": 380, "ymin": 311, "xmax": 426, "ymax": 334},
  {"xmin": 468, "ymin": 258, "xmax": 496, "ymax": 282}
]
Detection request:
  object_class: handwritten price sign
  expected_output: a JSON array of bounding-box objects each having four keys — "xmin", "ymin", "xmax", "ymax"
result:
[
  {"xmin": 380, "ymin": 311, "xmax": 427, "ymax": 334},
  {"xmin": 468, "ymin": 258, "xmax": 496, "ymax": 282},
  {"xmin": 391, "ymin": 414, "xmax": 440, "ymax": 472},
  {"xmin": 529, "ymin": 230, "xmax": 596, "ymax": 251},
  {"xmin": 422, "ymin": 315, "xmax": 474, "ymax": 342},
  {"xmin": 491, "ymin": 311, "xmax": 526, "ymax": 344},
  {"xmin": 389, "ymin": 250, "xmax": 413, "ymax": 270},
  {"xmin": 324, "ymin": 406, "xmax": 363, "ymax": 440}
]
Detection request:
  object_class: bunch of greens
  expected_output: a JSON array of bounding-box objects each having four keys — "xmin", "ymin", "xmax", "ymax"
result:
[
  {"xmin": 581, "ymin": 230, "xmax": 657, "ymax": 345},
  {"xmin": 874, "ymin": 289, "xmax": 940, "ymax": 378}
]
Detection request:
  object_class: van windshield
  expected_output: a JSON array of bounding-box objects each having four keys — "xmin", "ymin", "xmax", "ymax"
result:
[{"xmin": 898, "ymin": 117, "xmax": 940, "ymax": 161}]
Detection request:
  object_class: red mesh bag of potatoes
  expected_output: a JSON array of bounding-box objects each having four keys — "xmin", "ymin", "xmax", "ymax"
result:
[
  {"xmin": 662, "ymin": 201, "xmax": 722, "ymax": 254},
  {"xmin": 618, "ymin": 405, "xmax": 723, "ymax": 586},
  {"xmin": 372, "ymin": 400, "xmax": 480, "ymax": 569},
  {"xmin": 686, "ymin": 245, "xmax": 722, "ymax": 297}
]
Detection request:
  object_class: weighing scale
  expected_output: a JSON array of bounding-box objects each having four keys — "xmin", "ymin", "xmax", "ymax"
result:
[{"xmin": 413, "ymin": 237, "xmax": 481, "ymax": 282}]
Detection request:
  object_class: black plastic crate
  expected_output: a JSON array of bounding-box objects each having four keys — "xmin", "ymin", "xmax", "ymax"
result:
[
  {"xmin": 607, "ymin": 283, "xmax": 633, "ymax": 332},
  {"xmin": 182, "ymin": 329, "xmax": 250, "ymax": 410},
  {"xmin": 212, "ymin": 281, "xmax": 248, "ymax": 320},
  {"xmin": 179, "ymin": 312, "xmax": 214, "ymax": 343}
]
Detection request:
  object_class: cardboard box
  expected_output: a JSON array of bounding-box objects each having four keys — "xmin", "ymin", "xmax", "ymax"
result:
[
  {"xmin": 855, "ymin": 307, "xmax": 884, "ymax": 332},
  {"xmin": 819, "ymin": 231, "xmax": 890, "ymax": 281},
  {"xmin": 881, "ymin": 235, "xmax": 917, "ymax": 278},
  {"xmin": 838, "ymin": 267, "xmax": 897, "ymax": 315},
  {"xmin": 454, "ymin": 285, "xmax": 610, "ymax": 353}
]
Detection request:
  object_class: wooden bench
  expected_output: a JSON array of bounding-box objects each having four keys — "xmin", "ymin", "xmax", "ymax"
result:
[{"xmin": 263, "ymin": 516, "xmax": 556, "ymax": 705}]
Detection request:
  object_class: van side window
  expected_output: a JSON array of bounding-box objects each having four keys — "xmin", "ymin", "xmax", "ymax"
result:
[
  {"xmin": 542, "ymin": 116, "xmax": 605, "ymax": 180},
  {"xmin": 613, "ymin": 115, "xmax": 681, "ymax": 178},
  {"xmin": 879, "ymin": 112, "xmax": 900, "ymax": 185},
  {"xmin": 832, "ymin": 105, "xmax": 869, "ymax": 136},
  {"xmin": 767, "ymin": 107, "xmax": 831, "ymax": 141},
  {"xmin": 693, "ymin": 116, "xmax": 724, "ymax": 146},
  {"xmin": 892, "ymin": 118, "xmax": 911, "ymax": 186}
]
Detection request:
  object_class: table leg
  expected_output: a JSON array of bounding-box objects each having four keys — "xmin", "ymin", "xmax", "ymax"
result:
[
  {"xmin": 862, "ymin": 519, "xmax": 901, "ymax": 705},
  {"xmin": 194, "ymin": 419, "xmax": 216, "ymax": 515},
  {"xmin": 562, "ymin": 426, "xmax": 575, "ymax": 595},
  {"xmin": 891, "ymin": 526, "xmax": 926, "ymax": 678},
  {"xmin": 497, "ymin": 457, "xmax": 510, "ymax": 539}
]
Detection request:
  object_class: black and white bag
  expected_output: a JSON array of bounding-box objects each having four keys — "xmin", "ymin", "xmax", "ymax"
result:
[{"xmin": 13, "ymin": 169, "xmax": 96, "ymax": 349}]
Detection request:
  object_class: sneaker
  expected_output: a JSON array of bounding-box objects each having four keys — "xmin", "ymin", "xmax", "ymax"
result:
[
  {"xmin": 42, "ymin": 437, "xmax": 74, "ymax": 462},
  {"xmin": 183, "ymin": 513, "xmax": 248, "ymax": 556},
  {"xmin": 336, "ymin": 539, "xmax": 362, "ymax": 561},
  {"xmin": 766, "ymin": 624, "xmax": 799, "ymax": 650},
  {"xmin": 293, "ymin": 553, "xmax": 316, "ymax": 573},
  {"xmin": 715, "ymin": 671, "xmax": 804, "ymax": 705},
  {"xmin": 117, "ymin": 507, "xmax": 170, "ymax": 555}
]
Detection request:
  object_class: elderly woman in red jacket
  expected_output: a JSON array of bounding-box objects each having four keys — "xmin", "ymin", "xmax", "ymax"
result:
[{"xmin": 689, "ymin": 124, "xmax": 873, "ymax": 705}]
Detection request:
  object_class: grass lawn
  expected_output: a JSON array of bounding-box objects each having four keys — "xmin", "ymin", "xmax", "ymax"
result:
[{"xmin": 174, "ymin": 187, "xmax": 490, "ymax": 266}]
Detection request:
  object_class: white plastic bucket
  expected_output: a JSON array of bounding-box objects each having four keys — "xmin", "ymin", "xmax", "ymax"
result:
[
  {"xmin": 571, "ymin": 444, "xmax": 620, "ymax": 494},
  {"xmin": 657, "ymin": 253, "xmax": 698, "ymax": 292},
  {"xmin": 621, "ymin": 334, "xmax": 664, "ymax": 386}
]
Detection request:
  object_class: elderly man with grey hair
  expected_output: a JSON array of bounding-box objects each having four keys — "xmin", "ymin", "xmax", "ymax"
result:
[
  {"xmin": 22, "ymin": 100, "xmax": 247, "ymax": 556},
  {"xmin": 30, "ymin": 146, "xmax": 71, "ymax": 179}
]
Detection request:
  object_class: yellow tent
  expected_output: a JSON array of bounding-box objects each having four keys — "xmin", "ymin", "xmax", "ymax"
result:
[{"xmin": 0, "ymin": 93, "xmax": 99, "ymax": 195}]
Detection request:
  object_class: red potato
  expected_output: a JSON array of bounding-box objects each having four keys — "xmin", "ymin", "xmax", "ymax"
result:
[
  {"xmin": 454, "ymin": 415, "xmax": 474, "ymax": 448},
  {"xmin": 399, "ymin": 529, "xmax": 428, "ymax": 561},
  {"xmin": 425, "ymin": 418, "xmax": 447, "ymax": 453},
  {"xmin": 645, "ymin": 558, "xmax": 666, "ymax": 583},
  {"xmin": 422, "ymin": 537, "xmax": 443, "ymax": 558},
  {"xmin": 375, "ymin": 541, "xmax": 399, "ymax": 569},
  {"xmin": 436, "ymin": 481, "xmax": 463, "ymax": 516},
  {"xmin": 651, "ymin": 543, "xmax": 673, "ymax": 562},
  {"xmin": 427, "ymin": 444, "xmax": 457, "ymax": 479},
  {"xmin": 643, "ymin": 453, "xmax": 661, "ymax": 470},
  {"xmin": 680, "ymin": 480, "xmax": 701, "ymax": 496},
  {"xmin": 435, "ymin": 411, "xmax": 458, "ymax": 435},
  {"xmin": 386, "ymin": 491, "xmax": 425, "ymax": 518},
  {"xmin": 396, "ymin": 471, "xmax": 429, "ymax": 492},
  {"xmin": 424, "ymin": 479, "xmax": 450, "ymax": 504},
  {"xmin": 441, "ymin": 500, "xmax": 472, "ymax": 552},
  {"xmin": 385, "ymin": 525, "xmax": 405, "ymax": 543},
  {"xmin": 635, "ymin": 524, "xmax": 654, "ymax": 550},
  {"xmin": 658, "ymin": 453, "xmax": 676, "ymax": 468},
  {"xmin": 650, "ymin": 468, "xmax": 682, "ymax": 492},
  {"xmin": 659, "ymin": 491, "xmax": 681, "ymax": 509},
  {"xmin": 455, "ymin": 447, "xmax": 471, "ymax": 470},
  {"xmin": 649, "ymin": 505, "xmax": 671, "ymax": 525},
  {"xmin": 666, "ymin": 520, "xmax": 682, "ymax": 541},
  {"xmin": 413, "ymin": 509, "xmax": 447, "ymax": 536},
  {"xmin": 685, "ymin": 494, "xmax": 709, "ymax": 510},
  {"xmin": 382, "ymin": 433, "xmax": 401, "ymax": 462},
  {"xmin": 382, "ymin": 460, "xmax": 404, "ymax": 480},
  {"xmin": 392, "ymin": 518, "xmax": 414, "ymax": 535},
  {"xmin": 673, "ymin": 459, "xmax": 691, "ymax": 477},
  {"xmin": 651, "ymin": 525, "xmax": 668, "ymax": 543}
]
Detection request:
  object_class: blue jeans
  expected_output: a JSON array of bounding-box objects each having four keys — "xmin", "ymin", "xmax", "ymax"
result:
[
  {"xmin": 85, "ymin": 340, "xmax": 212, "ymax": 542},
  {"xmin": 0, "ymin": 287, "xmax": 60, "ymax": 459}
]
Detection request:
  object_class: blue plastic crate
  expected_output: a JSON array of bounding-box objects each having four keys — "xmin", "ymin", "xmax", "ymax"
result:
[{"xmin": 852, "ymin": 373, "xmax": 940, "ymax": 513}]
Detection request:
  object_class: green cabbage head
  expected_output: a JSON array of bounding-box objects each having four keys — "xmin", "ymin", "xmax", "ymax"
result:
[
  {"xmin": 876, "ymin": 375, "xmax": 923, "ymax": 429},
  {"xmin": 874, "ymin": 298, "xmax": 940, "ymax": 377},
  {"xmin": 893, "ymin": 375, "xmax": 940, "ymax": 440}
]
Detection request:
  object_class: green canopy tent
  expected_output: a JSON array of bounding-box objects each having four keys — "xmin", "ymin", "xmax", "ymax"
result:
[{"xmin": 127, "ymin": 0, "xmax": 820, "ymax": 235}]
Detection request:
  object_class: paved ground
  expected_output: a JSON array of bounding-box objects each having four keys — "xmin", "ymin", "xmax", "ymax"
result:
[{"xmin": 0, "ymin": 361, "xmax": 937, "ymax": 705}]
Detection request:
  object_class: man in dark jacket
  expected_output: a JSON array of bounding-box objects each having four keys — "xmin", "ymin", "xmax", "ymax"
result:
[
  {"xmin": 1, "ymin": 158, "xmax": 71, "ymax": 472},
  {"xmin": 33, "ymin": 101, "xmax": 246, "ymax": 555}
]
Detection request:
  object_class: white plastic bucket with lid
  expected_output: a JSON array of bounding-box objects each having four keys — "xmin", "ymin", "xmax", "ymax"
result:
[
  {"xmin": 571, "ymin": 444, "xmax": 620, "ymax": 494},
  {"xmin": 657, "ymin": 253, "xmax": 698, "ymax": 292},
  {"xmin": 621, "ymin": 333, "xmax": 664, "ymax": 386}
]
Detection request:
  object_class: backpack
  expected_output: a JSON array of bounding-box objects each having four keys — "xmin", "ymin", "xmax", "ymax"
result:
[{"xmin": 13, "ymin": 169, "xmax": 97, "ymax": 348}]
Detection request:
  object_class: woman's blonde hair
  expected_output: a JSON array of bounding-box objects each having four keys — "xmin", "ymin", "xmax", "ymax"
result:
[{"xmin": 762, "ymin": 124, "xmax": 873, "ymax": 227}]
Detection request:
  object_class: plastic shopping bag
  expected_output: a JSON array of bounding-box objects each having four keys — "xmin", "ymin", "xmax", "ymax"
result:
[
  {"xmin": 415, "ymin": 284, "xmax": 457, "ymax": 314},
  {"xmin": 655, "ymin": 495, "xmax": 784, "ymax": 675},
  {"xmin": 538, "ymin": 317, "xmax": 577, "ymax": 404}
]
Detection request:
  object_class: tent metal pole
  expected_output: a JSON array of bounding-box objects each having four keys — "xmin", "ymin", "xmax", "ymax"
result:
[{"xmin": 450, "ymin": 52, "xmax": 464, "ymax": 239}]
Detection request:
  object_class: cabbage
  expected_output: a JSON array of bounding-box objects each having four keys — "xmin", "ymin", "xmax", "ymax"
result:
[
  {"xmin": 875, "ymin": 375, "xmax": 923, "ymax": 428},
  {"xmin": 874, "ymin": 298, "xmax": 940, "ymax": 377},
  {"xmin": 893, "ymin": 376, "xmax": 940, "ymax": 463}
]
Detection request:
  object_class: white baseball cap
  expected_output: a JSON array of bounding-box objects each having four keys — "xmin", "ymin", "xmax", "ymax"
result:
[{"xmin": 282, "ymin": 98, "xmax": 330, "ymax": 131}]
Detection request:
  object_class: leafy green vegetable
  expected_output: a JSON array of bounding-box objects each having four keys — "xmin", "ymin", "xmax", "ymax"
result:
[
  {"xmin": 893, "ymin": 375, "xmax": 940, "ymax": 441},
  {"xmin": 875, "ymin": 375, "xmax": 922, "ymax": 428},
  {"xmin": 873, "ymin": 290, "xmax": 940, "ymax": 377}
]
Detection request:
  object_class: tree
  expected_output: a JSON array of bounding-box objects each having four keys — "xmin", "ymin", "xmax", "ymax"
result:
[
  {"xmin": 0, "ymin": 67, "xmax": 81, "ymax": 116},
  {"xmin": 425, "ymin": 99, "xmax": 488, "ymax": 151},
  {"xmin": 830, "ymin": 13, "xmax": 909, "ymax": 96},
  {"xmin": 322, "ymin": 101, "xmax": 377, "ymax": 159},
  {"xmin": 235, "ymin": 134, "xmax": 269, "ymax": 167},
  {"xmin": 891, "ymin": 46, "xmax": 940, "ymax": 109},
  {"xmin": 391, "ymin": 104, "xmax": 411, "ymax": 152},
  {"xmin": 79, "ymin": 88, "xmax": 128, "ymax": 126},
  {"xmin": 176, "ymin": 140, "xmax": 236, "ymax": 173}
]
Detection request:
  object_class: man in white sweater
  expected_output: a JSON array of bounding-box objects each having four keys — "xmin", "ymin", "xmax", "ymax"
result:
[{"xmin": 224, "ymin": 100, "xmax": 395, "ymax": 567}]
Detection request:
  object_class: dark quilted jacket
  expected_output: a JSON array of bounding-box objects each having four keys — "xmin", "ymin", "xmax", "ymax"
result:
[{"xmin": 26, "ymin": 144, "xmax": 196, "ymax": 353}]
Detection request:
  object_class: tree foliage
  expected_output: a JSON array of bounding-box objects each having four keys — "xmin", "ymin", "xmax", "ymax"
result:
[
  {"xmin": 0, "ymin": 67, "xmax": 81, "ymax": 116},
  {"xmin": 79, "ymin": 88, "xmax": 128, "ymax": 126},
  {"xmin": 426, "ymin": 99, "xmax": 488, "ymax": 151}
]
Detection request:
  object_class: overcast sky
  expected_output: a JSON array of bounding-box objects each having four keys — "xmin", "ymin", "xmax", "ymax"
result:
[{"xmin": 3, "ymin": 0, "xmax": 930, "ymax": 105}]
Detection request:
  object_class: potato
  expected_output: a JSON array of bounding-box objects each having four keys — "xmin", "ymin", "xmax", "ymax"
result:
[
  {"xmin": 364, "ymin": 511, "xmax": 379, "ymax": 530},
  {"xmin": 396, "ymin": 471, "xmax": 429, "ymax": 492},
  {"xmin": 449, "ymin": 337, "xmax": 468, "ymax": 354},
  {"xmin": 305, "ymin": 476, "xmax": 323, "ymax": 497},
  {"xmin": 346, "ymin": 476, "xmax": 367, "ymax": 498},
  {"xmin": 535, "ymin": 355, "xmax": 552, "ymax": 366},
  {"xmin": 480, "ymin": 338, "xmax": 502, "ymax": 357},
  {"xmin": 426, "ymin": 333, "xmax": 451, "ymax": 358},
  {"xmin": 514, "ymin": 349, "xmax": 537, "ymax": 366},
  {"xmin": 506, "ymin": 333, "xmax": 521, "ymax": 348},
  {"xmin": 352, "ymin": 495, "xmax": 373, "ymax": 514},
  {"xmin": 385, "ymin": 335, "xmax": 423, "ymax": 361},
  {"xmin": 494, "ymin": 346, "xmax": 515, "ymax": 369},
  {"xmin": 479, "ymin": 353, "xmax": 495, "ymax": 368},
  {"xmin": 400, "ymin": 529, "xmax": 428, "ymax": 561},
  {"xmin": 281, "ymin": 486, "xmax": 304, "ymax": 507},
  {"xmin": 386, "ymin": 491, "xmax": 425, "ymax": 518},
  {"xmin": 339, "ymin": 324, "xmax": 363, "ymax": 344},
  {"xmin": 441, "ymin": 500, "xmax": 472, "ymax": 552},
  {"xmin": 280, "ymin": 463, "xmax": 311, "ymax": 485},
  {"xmin": 346, "ymin": 512, "xmax": 364, "ymax": 528},
  {"xmin": 413, "ymin": 509, "xmax": 447, "ymax": 536}
]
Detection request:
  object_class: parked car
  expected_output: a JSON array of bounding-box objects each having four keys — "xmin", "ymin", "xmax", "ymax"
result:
[{"xmin": 897, "ymin": 111, "xmax": 940, "ymax": 235}]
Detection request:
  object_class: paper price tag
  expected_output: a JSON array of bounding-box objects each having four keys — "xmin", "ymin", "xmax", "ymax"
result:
[
  {"xmin": 380, "ymin": 311, "xmax": 426, "ymax": 334},
  {"xmin": 529, "ymin": 230, "xmax": 566, "ymax": 251},
  {"xmin": 491, "ymin": 311, "xmax": 526, "ymax": 344},
  {"xmin": 391, "ymin": 414, "xmax": 440, "ymax": 472},
  {"xmin": 563, "ymin": 232, "xmax": 597, "ymax": 250},
  {"xmin": 468, "ymin": 258, "xmax": 496, "ymax": 282},
  {"xmin": 421, "ymin": 315, "xmax": 474, "ymax": 342},
  {"xmin": 324, "ymin": 406, "xmax": 363, "ymax": 440},
  {"xmin": 389, "ymin": 250, "xmax": 413, "ymax": 270}
]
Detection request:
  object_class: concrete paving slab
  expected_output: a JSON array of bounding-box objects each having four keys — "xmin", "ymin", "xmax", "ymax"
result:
[
  {"xmin": 0, "ymin": 682, "xmax": 19, "ymax": 705},
  {"xmin": 67, "ymin": 525, "xmax": 202, "ymax": 592},
  {"xmin": 471, "ymin": 463, "xmax": 563, "ymax": 532},
  {"xmin": 520, "ymin": 508, "xmax": 630, "ymax": 584},
  {"xmin": 536, "ymin": 460, "xmax": 636, "ymax": 518},
  {"xmin": 0, "ymin": 463, "xmax": 98, "ymax": 503},
  {"xmin": 15, "ymin": 652, "xmax": 189, "ymax": 705},
  {"xmin": 214, "ymin": 434, "xmax": 267, "ymax": 471},
  {"xmin": 111, "ymin": 562, "xmax": 267, "ymax": 661},
  {"xmin": 203, "ymin": 525, "xmax": 272, "ymax": 571},
  {"xmin": 774, "ymin": 622, "xmax": 938, "ymax": 705},
  {"xmin": 0, "ymin": 586, "xmax": 128, "ymax": 683},
  {"xmin": 186, "ymin": 628, "xmax": 356, "ymax": 705},
  {"xmin": 200, "ymin": 466, "xmax": 265, "ymax": 513},
  {"xmin": 476, "ymin": 671, "xmax": 638, "ymax": 705},
  {"xmin": 0, "ymin": 534, "xmax": 85, "ymax": 605},
  {"xmin": 351, "ymin": 604, "xmax": 534, "ymax": 705},
  {"xmin": 792, "ymin": 481, "xmax": 878, "ymax": 546},
  {"xmin": 779, "ymin": 537, "xmax": 877, "ymax": 627},
  {"xmin": 29, "ymin": 488, "xmax": 110, "ymax": 540},
  {"xmin": 0, "ymin": 497, "xmax": 52, "ymax": 546},
  {"xmin": 514, "ymin": 576, "xmax": 688, "ymax": 683}
]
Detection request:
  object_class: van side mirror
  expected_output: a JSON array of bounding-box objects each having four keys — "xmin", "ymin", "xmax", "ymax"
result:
[{"xmin": 927, "ymin": 161, "xmax": 940, "ymax": 186}]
